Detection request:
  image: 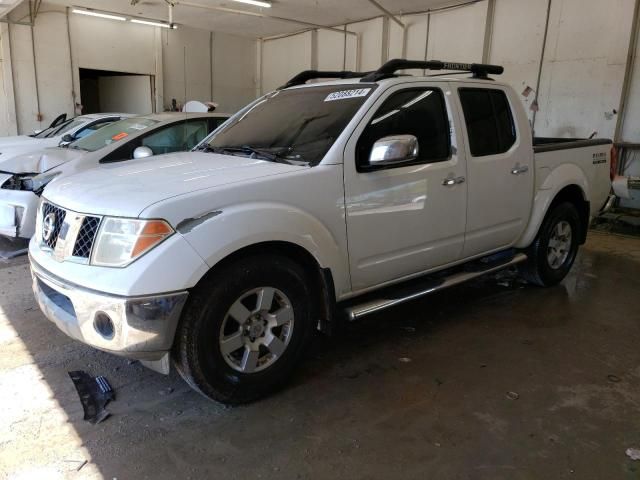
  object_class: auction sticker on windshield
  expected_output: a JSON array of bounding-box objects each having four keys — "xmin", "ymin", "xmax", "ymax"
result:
[
  {"xmin": 324, "ymin": 88, "xmax": 371, "ymax": 102},
  {"xmin": 112, "ymin": 132, "xmax": 128, "ymax": 141}
]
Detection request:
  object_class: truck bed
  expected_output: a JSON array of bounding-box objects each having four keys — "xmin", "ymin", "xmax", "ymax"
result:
[
  {"xmin": 533, "ymin": 137, "xmax": 612, "ymax": 218},
  {"xmin": 533, "ymin": 137, "xmax": 612, "ymax": 153}
]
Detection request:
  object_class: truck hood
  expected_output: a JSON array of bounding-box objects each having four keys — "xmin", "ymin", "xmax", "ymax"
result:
[
  {"xmin": 0, "ymin": 147, "xmax": 82, "ymax": 174},
  {"xmin": 43, "ymin": 152, "xmax": 305, "ymax": 217}
]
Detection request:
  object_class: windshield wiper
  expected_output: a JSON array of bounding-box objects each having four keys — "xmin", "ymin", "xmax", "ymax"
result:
[
  {"xmin": 195, "ymin": 144, "xmax": 219, "ymax": 153},
  {"xmin": 201, "ymin": 144, "xmax": 293, "ymax": 164}
]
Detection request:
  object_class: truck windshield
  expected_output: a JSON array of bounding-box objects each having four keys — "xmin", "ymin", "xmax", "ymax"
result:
[
  {"xmin": 69, "ymin": 117, "xmax": 159, "ymax": 152},
  {"xmin": 202, "ymin": 85, "xmax": 376, "ymax": 165}
]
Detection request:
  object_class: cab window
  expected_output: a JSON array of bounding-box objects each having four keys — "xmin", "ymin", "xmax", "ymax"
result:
[
  {"xmin": 356, "ymin": 88, "xmax": 450, "ymax": 170},
  {"xmin": 458, "ymin": 88, "xmax": 516, "ymax": 157}
]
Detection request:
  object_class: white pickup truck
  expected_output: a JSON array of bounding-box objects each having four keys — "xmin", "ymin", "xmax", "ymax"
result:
[{"xmin": 29, "ymin": 60, "xmax": 612, "ymax": 404}]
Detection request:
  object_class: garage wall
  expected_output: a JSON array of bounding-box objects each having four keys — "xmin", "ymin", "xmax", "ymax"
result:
[
  {"xmin": 427, "ymin": 2, "xmax": 488, "ymax": 63},
  {"xmin": 534, "ymin": 0, "xmax": 635, "ymax": 139},
  {"xmin": 0, "ymin": 24, "xmax": 17, "ymax": 136},
  {"xmin": 162, "ymin": 28, "xmax": 257, "ymax": 113},
  {"xmin": 71, "ymin": 14, "xmax": 157, "ymax": 75},
  {"xmin": 258, "ymin": 0, "xmax": 640, "ymax": 143},
  {"xmin": 0, "ymin": 2, "xmax": 257, "ymax": 135},
  {"xmin": 211, "ymin": 32, "xmax": 257, "ymax": 113},
  {"xmin": 488, "ymin": 0, "xmax": 548, "ymax": 124},
  {"xmin": 261, "ymin": 31, "xmax": 312, "ymax": 93},
  {"xmin": 162, "ymin": 26, "xmax": 212, "ymax": 110}
]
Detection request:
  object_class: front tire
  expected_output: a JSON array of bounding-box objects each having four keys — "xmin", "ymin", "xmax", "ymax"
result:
[
  {"xmin": 173, "ymin": 254, "xmax": 314, "ymax": 404},
  {"xmin": 520, "ymin": 202, "xmax": 581, "ymax": 287}
]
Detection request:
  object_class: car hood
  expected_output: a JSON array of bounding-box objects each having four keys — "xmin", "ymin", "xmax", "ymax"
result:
[
  {"xmin": 0, "ymin": 138, "xmax": 59, "ymax": 161},
  {"xmin": 0, "ymin": 147, "xmax": 83, "ymax": 174},
  {"xmin": 43, "ymin": 152, "xmax": 305, "ymax": 217},
  {"xmin": 0, "ymin": 135, "xmax": 34, "ymax": 147}
]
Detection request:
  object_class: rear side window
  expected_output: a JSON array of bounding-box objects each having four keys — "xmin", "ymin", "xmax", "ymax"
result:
[
  {"xmin": 357, "ymin": 88, "xmax": 450, "ymax": 169},
  {"xmin": 459, "ymin": 88, "xmax": 516, "ymax": 157}
]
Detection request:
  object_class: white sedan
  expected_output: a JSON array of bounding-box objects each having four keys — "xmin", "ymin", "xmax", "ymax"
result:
[
  {"xmin": 0, "ymin": 113, "xmax": 131, "ymax": 161},
  {"xmin": 0, "ymin": 112, "xmax": 229, "ymax": 239}
]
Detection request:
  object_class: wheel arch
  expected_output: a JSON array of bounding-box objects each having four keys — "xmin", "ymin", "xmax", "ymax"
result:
[
  {"xmin": 191, "ymin": 240, "xmax": 337, "ymax": 334},
  {"xmin": 516, "ymin": 182, "xmax": 590, "ymax": 249}
]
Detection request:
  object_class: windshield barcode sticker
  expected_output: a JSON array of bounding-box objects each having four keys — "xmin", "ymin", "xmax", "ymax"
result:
[{"xmin": 324, "ymin": 88, "xmax": 371, "ymax": 102}]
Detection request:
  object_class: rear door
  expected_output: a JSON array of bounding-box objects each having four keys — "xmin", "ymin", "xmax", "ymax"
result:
[
  {"xmin": 344, "ymin": 82, "xmax": 468, "ymax": 291},
  {"xmin": 455, "ymin": 86, "xmax": 534, "ymax": 257}
]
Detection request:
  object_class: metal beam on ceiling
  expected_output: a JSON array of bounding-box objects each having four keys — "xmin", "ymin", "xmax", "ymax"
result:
[
  {"xmin": 177, "ymin": 1, "xmax": 357, "ymax": 36},
  {"xmin": 367, "ymin": 0, "xmax": 404, "ymax": 28}
]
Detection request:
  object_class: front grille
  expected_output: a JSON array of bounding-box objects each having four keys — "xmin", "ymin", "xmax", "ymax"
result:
[
  {"xmin": 72, "ymin": 216, "xmax": 101, "ymax": 258},
  {"xmin": 39, "ymin": 201, "xmax": 101, "ymax": 262},
  {"xmin": 41, "ymin": 202, "xmax": 66, "ymax": 249}
]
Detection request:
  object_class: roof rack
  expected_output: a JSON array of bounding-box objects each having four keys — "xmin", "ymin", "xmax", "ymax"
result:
[
  {"xmin": 278, "ymin": 70, "xmax": 370, "ymax": 89},
  {"xmin": 360, "ymin": 59, "xmax": 504, "ymax": 82}
]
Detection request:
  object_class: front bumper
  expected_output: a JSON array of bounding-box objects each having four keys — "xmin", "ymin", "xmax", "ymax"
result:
[
  {"xmin": 30, "ymin": 257, "xmax": 188, "ymax": 364},
  {"xmin": 0, "ymin": 188, "xmax": 39, "ymax": 238}
]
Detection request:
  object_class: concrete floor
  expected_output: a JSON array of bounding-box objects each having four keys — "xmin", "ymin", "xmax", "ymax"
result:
[{"xmin": 1, "ymin": 231, "xmax": 640, "ymax": 480}]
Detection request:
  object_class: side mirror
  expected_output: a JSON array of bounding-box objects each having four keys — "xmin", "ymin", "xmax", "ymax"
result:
[
  {"xmin": 133, "ymin": 146, "xmax": 154, "ymax": 159},
  {"xmin": 59, "ymin": 133, "xmax": 74, "ymax": 146},
  {"xmin": 369, "ymin": 135, "xmax": 419, "ymax": 167}
]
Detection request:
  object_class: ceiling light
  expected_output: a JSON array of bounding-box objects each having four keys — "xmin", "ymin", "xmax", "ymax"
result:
[
  {"xmin": 72, "ymin": 8, "xmax": 126, "ymax": 21},
  {"xmin": 231, "ymin": 0, "xmax": 272, "ymax": 8},
  {"xmin": 130, "ymin": 18, "xmax": 177, "ymax": 28}
]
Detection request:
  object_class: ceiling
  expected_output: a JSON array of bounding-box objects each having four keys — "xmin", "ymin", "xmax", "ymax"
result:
[
  {"xmin": 40, "ymin": 0, "xmax": 463, "ymax": 38},
  {"xmin": 0, "ymin": 0, "xmax": 22, "ymax": 19}
]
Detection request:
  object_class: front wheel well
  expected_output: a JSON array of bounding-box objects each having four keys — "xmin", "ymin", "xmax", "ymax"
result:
[
  {"xmin": 549, "ymin": 185, "xmax": 590, "ymax": 244},
  {"xmin": 195, "ymin": 241, "xmax": 336, "ymax": 334}
]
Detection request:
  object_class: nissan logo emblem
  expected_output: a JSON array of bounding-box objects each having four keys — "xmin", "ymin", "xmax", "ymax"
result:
[{"xmin": 42, "ymin": 212, "xmax": 56, "ymax": 242}]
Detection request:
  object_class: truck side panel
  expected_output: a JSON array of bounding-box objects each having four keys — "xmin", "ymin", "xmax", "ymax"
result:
[{"xmin": 516, "ymin": 143, "xmax": 611, "ymax": 249}]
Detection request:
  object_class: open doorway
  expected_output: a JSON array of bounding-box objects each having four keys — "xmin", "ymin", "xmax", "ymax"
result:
[{"xmin": 79, "ymin": 68, "xmax": 154, "ymax": 115}]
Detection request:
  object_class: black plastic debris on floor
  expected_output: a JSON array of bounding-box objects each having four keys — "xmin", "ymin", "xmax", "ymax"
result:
[{"xmin": 68, "ymin": 371, "xmax": 115, "ymax": 424}]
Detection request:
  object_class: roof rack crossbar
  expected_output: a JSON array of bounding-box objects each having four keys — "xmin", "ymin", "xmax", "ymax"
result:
[
  {"xmin": 279, "ymin": 70, "xmax": 370, "ymax": 89},
  {"xmin": 360, "ymin": 59, "xmax": 504, "ymax": 82}
]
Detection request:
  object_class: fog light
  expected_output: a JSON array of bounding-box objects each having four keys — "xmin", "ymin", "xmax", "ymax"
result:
[{"xmin": 94, "ymin": 312, "xmax": 115, "ymax": 339}]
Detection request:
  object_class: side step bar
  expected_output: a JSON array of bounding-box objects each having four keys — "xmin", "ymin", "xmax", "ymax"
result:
[{"xmin": 345, "ymin": 253, "xmax": 528, "ymax": 321}]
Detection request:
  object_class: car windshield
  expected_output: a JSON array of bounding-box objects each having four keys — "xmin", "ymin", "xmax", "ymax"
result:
[
  {"xmin": 202, "ymin": 85, "xmax": 376, "ymax": 165},
  {"xmin": 69, "ymin": 117, "xmax": 159, "ymax": 152},
  {"xmin": 32, "ymin": 118, "xmax": 83, "ymax": 138}
]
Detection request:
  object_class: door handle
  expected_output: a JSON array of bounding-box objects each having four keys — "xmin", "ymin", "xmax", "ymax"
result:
[
  {"xmin": 511, "ymin": 165, "xmax": 529, "ymax": 175},
  {"xmin": 442, "ymin": 176, "xmax": 465, "ymax": 186}
]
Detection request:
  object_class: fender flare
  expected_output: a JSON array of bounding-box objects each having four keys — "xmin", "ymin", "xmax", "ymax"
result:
[
  {"xmin": 515, "ymin": 164, "xmax": 589, "ymax": 249},
  {"xmin": 180, "ymin": 201, "xmax": 350, "ymax": 297}
]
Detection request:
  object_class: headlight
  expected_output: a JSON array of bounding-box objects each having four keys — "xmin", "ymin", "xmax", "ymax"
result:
[{"xmin": 91, "ymin": 218, "xmax": 174, "ymax": 267}]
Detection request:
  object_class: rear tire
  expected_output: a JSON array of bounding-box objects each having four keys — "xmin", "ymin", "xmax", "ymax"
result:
[
  {"xmin": 520, "ymin": 202, "xmax": 581, "ymax": 287},
  {"xmin": 173, "ymin": 254, "xmax": 314, "ymax": 404}
]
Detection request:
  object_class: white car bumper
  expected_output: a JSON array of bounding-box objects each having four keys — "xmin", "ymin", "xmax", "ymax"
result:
[
  {"xmin": 0, "ymin": 188, "xmax": 39, "ymax": 239},
  {"xmin": 30, "ymin": 257, "xmax": 188, "ymax": 363}
]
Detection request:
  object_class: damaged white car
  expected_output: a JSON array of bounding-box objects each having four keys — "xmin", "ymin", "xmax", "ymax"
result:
[
  {"xmin": 0, "ymin": 113, "xmax": 130, "ymax": 160},
  {"xmin": 0, "ymin": 112, "xmax": 229, "ymax": 238}
]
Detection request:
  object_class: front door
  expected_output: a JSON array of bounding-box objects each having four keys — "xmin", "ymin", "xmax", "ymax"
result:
[{"xmin": 344, "ymin": 82, "xmax": 468, "ymax": 292}]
